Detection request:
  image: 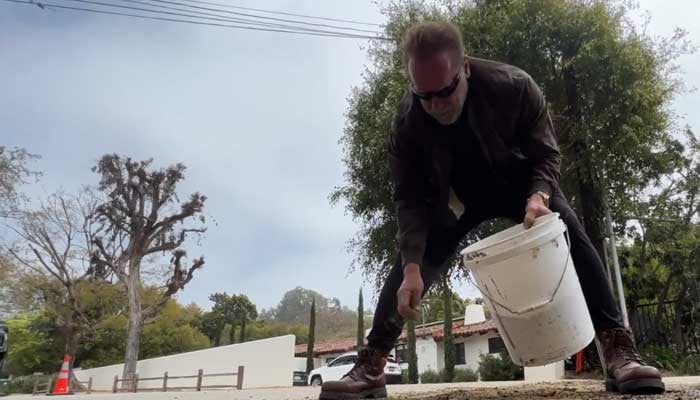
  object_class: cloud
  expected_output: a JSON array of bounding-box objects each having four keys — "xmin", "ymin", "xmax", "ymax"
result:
[{"xmin": 1, "ymin": 0, "xmax": 382, "ymax": 311}]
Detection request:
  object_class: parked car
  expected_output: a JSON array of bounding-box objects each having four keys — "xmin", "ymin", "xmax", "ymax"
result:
[
  {"xmin": 307, "ymin": 352, "xmax": 402, "ymax": 386},
  {"xmin": 293, "ymin": 370, "xmax": 308, "ymax": 386},
  {"xmin": 0, "ymin": 320, "xmax": 7, "ymax": 372}
]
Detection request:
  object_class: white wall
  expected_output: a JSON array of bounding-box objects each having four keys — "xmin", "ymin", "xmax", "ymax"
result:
[
  {"xmin": 74, "ymin": 335, "xmax": 295, "ymax": 391},
  {"xmin": 293, "ymin": 357, "xmax": 307, "ymax": 372},
  {"xmin": 296, "ymin": 356, "xmax": 326, "ymax": 370},
  {"xmin": 460, "ymin": 332, "xmax": 500, "ymax": 372},
  {"xmin": 464, "ymin": 304, "xmax": 486, "ymax": 324},
  {"xmin": 524, "ymin": 361, "xmax": 565, "ymax": 382},
  {"xmin": 415, "ymin": 337, "xmax": 438, "ymax": 375}
]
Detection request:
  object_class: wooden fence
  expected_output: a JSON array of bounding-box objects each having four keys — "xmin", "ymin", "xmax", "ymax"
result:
[
  {"xmin": 112, "ymin": 366, "xmax": 244, "ymax": 393},
  {"xmin": 31, "ymin": 377, "xmax": 52, "ymax": 395},
  {"xmin": 31, "ymin": 376, "xmax": 92, "ymax": 395}
]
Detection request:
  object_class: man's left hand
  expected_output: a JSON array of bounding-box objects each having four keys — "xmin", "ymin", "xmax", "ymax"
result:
[{"xmin": 524, "ymin": 193, "xmax": 552, "ymax": 228}]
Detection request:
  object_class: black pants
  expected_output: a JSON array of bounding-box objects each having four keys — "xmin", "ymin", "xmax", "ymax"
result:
[{"xmin": 366, "ymin": 188, "xmax": 624, "ymax": 353}]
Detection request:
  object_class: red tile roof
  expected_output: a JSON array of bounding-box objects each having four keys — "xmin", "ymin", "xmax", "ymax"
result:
[
  {"xmin": 296, "ymin": 319, "xmax": 497, "ymax": 356},
  {"xmin": 398, "ymin": 319, "xmax": 497, "ymax": 342},
  {"xmin": 296, "ymin": 337, "xmax": 360, "ymax": 357}
]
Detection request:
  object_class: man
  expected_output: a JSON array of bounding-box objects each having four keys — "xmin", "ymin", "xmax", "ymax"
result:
[{"xmin": 319, "ymin": 21, "xmax": 664, "ymax": 400}]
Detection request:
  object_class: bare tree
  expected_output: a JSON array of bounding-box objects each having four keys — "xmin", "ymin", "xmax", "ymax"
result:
[
  {"xmin": 5, "ymin": 189, "xmax": 104, "ymax": 379},
  {"xmin": 89, "ymin": 155, "xmax": 206, "ymax": 383},
  {"xmin": 0, "ymin": 146, "xmax": 39, "ymax": 219}
]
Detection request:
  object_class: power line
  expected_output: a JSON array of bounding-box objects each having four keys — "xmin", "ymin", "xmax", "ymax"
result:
[
  {"xmin": 83, "ymin": 0, "xmax": 376, "ymax": 36},
  {"xmin": 120, "ymin": 0, "xmax": 384, "ymax": 34},
  {"xmin": 159, "ymin": 0, "xmax": 383, "ymax": 27},
  {"xmin": 2, "ymin": 0, "xmax": 389, "ymax": 39},
  {"xmin": 115, "ymin": 0, "xmax": 382, "ymax": 35}
]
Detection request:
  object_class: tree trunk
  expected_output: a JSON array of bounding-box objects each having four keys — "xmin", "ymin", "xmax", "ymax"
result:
[
  {"xmin": 653, "ymin": 270, "xmax": 677, "ymax": 342},
  {"xmin": 122, "ymin": 273, "xmax": 143, "ymax": 386},
  {"xmin": 407, "ymin": 318, "xmax": 418, "ymax": 384},
  {"xmin": 215, "ymin": 323, "xmax": 223, "ymax": 347},
  {"xmin": 442, "ymin": 280, "xmax": 455, "ymax": 382},
  {"xmin": 239, "ymin": 319, "xmax": 246, "ymax": 343},
  {"xmin": 229, "ymin": 323, "xmax": 236, "ymax": 345},
  {"xmin": 672, "ymin": 282, "xmax": 688, "ymax": 352},
  {"xmin": 357, "ymin": 289, "xmax": 364, "ymax": 350},
  {"xmin": 64, "ymin": 323, "xmax": 86, "ymax": 391},
  {"xmin": 577, "ymin": 163, "xmax": 607, "ymax": 262},
  {"xmin": 563, "ymin": 64, "xmax": 607, "ymax": 263}
]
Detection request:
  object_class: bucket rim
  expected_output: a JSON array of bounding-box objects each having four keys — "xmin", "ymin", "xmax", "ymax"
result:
[{"xmin": 459, "ymin": 213, "xmax": 561, "ymax": 259}]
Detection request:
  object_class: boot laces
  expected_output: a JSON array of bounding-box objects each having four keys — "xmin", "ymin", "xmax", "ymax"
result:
[
  {"xmin": 612, "ymin": 329, "xmax": 643, "ymax": 364},
  {"xmin": 342, "ymin": 348, "xmax": 381, "ymax": 381}
]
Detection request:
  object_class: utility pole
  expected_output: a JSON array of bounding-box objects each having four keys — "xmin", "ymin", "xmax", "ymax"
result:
[{"xmin": 605, "ymin": 205, "xmax": 629, "ymax": 328}]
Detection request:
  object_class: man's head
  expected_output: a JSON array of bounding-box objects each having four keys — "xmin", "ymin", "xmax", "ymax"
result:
[{"xmin": 402, "ymin": 21, "xmax": 470, "ymax": 125}]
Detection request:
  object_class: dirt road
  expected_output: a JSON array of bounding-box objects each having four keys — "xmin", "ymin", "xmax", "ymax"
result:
[
  {"xmin": 393, "ymin": 378, "xmax": 700, "ymax": 400},
  {"xmin": 3, "ymin": 377, "xmax": 699, "ymax": 399}
]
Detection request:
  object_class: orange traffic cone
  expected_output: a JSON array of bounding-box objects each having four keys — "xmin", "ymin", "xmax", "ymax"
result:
[{"xmin": 51, "ymin": 355, "xmax": 73, "ymax": 395}]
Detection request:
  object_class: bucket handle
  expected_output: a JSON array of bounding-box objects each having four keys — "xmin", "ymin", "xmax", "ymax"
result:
[{"xmin": 478, "ymin": 228, "xmax": 571, "ymax": 316}]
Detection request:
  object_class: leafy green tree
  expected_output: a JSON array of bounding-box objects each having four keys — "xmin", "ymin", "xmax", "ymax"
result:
[
  {"xmin": 4, "ymin": 314, "xmax": 58, "ymax": 376},
  {"xmin": 209, "ymin": 293, "xmax": 258, "ymax": 345},
  {"xmin": 620, "ymin": 130, "xmax": 699, "ymax": 349},
  {"xmin": 198, "ymin": 309, "xmax": 226, "ymax": 346},
  {"xmin": 421, "ymin": 289, "xmax": 467, "ymax": 324},
  {"xmin": 139, "ymin": 300, "xmax": 210, "ymax": 359},
  {"xmin": 245, "ymin": 320, "xmax": 308, "ymax": 345},
  {"xmin": 441, "ymin": 278, "xmax": 455, "ymax": 382},
  {"xmin": 306, "ymin": 297, "xmax": 316, "ymax": 374},
  {"xmin": 406, "ymin": 318, "xmax": 418, "ymax": 384},
  {"xmin": 261, "ymin": 287, "xmax": 369, "ymax": 341},
  {"xmin": 236, "ymin": 295, "xmax": 258, "ymax": 343}
]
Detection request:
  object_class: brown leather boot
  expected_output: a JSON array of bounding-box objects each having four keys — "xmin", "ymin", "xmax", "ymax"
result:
[
  {"xmin": 598, "ymin": 327, "xmax": 665, "ymax": 394},
  {"xmin": 319, "ymin": 347, "xmax": 388, "ymax": 400}
]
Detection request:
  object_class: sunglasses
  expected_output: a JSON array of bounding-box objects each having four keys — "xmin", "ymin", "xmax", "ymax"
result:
[{"xmin": 412, "ymin": 72, "xmax": 461, "ymax": 101}]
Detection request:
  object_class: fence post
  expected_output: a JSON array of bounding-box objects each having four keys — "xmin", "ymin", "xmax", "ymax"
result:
[
  {"xmin": 112, "ymin": 375, "xmax": 118, "ymax": 393},
  {"xmin": 196, "ymin": 369, "xmax": 203, "ymax": 391},
  {"xmin": 162, "ymin": 371, "xmax": 168, "ymax": 392},
  {"xmin": 236, "ymin": 365, "xmax": 244, "ymax": 390},
  {"xmin": 87, "ymin": 377, "xmax": 93, "ymax": 394},
  {"xmin": 133, "ymin": 373, "xmax": 139, "ymax": 393},
  {"xmin": 32, "ymin": 378, "xmax": 38, "ymax": 395},
  {"xmin": 47, "ymin": 378, "xmax": 54, "ymax": 395}
]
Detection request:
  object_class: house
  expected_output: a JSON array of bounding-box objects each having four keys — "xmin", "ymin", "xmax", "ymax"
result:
[{"xmin": 296, "ymin": 304, "xmax": 504, "ymax": 374}]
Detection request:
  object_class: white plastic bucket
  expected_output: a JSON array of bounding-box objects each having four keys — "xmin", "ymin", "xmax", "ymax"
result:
[{"xmin": 460, "ymin": 213, "xmax": 595, "ymax": 366}]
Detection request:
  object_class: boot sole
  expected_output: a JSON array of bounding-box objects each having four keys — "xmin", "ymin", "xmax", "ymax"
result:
[
  {"xmin": 319, "ymin": 387, "xmax": 387, "ymax": 400},
  {"xmin": 606, "ymin": 378, "xmax": 666, "ymax": 394}
]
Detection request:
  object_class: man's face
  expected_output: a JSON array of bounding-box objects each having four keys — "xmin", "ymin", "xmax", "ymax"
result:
[{"xmin": 408, "ymin": 51, "xmax": 469, "ymax": 125}]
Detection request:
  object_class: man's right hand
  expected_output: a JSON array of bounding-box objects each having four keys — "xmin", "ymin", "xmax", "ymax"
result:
[{"xmin": 397, "ymin": 263, "xmax": 424, "ymax": 320}]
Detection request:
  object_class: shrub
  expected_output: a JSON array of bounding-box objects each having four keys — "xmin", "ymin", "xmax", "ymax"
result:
[
  {"xmin": 419, "ymin": 369, "xmax": 441, "ymax": 383},
  {"xmin": 452, "ymin": 367, "xmax": 479, "ymax": 382},
  {"xmin": 3, "ymin": 374, "xmax": 54, "ymax": 394},
  {"xmin": 641, "ymin": 346, "xmax": 700, "ymax": 375},
  {"xmin": 477, "ymin": 352, "xmax": 523, "ymax": 381}
]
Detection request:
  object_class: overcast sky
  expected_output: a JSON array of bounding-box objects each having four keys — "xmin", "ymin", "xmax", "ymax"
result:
[{"xmin": 1, "ymin": 0, "xmax": 697, "ymax": 314}]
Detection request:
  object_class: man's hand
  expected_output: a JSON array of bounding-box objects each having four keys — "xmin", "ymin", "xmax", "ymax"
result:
[
  {"xmin": 524, "ymin": 193, "xmax": 552, "ymax": 228},
  {"xmin": 397, "ymin": 263, "xmax": 424, "ymax": 320}
]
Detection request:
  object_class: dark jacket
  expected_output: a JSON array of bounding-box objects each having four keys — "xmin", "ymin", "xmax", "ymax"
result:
[{"xmin": 388, "ymin": 57, "xmax": 561, "ymax": 267}]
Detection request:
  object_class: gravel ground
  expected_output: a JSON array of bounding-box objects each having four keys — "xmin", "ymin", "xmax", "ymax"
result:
[
  {"xmin": 393, "ymin": 378, "xmax": 700, "ymax": 400},
  {"xmin": 2, "ymin": 377, "xmax": 699, "ymax": 399}
]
